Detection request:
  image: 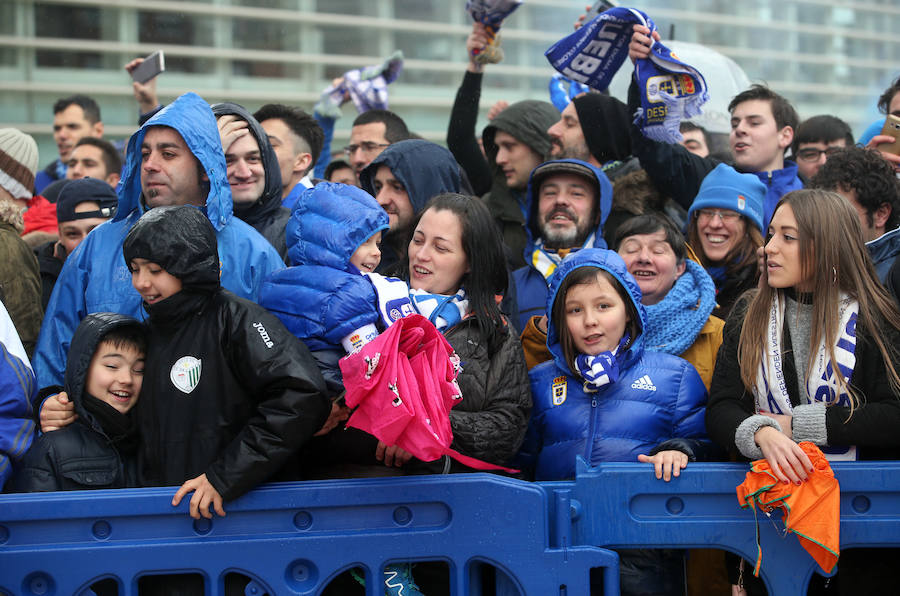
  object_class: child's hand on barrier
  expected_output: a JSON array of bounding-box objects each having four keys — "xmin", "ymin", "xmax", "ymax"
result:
[
  {"xmin": 173, "ymin": 473, "xmax": 226, "ymax": 519},
  {"xmin": 638, "ymin": 450, "xmax": 688, "ymax": 481},
  {"xmin": 376, "ymin": 441, "xmax": 413, "ymax": 467}
]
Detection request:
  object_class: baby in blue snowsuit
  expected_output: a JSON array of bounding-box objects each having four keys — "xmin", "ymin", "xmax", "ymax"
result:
[{"xmin": 260, "ymin": 182, "xmax": 392, "ymax": 394}]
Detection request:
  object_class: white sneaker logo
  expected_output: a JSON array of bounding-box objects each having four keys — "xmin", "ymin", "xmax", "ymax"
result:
[{"xmin": 630, "ymin": 374, "xmax": 656, "ymax": 391}]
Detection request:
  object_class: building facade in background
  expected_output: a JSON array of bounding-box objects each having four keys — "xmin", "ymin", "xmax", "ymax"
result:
[{"xmin": 1, "ymin": 0, "xmax": 897, "ymax": 163}]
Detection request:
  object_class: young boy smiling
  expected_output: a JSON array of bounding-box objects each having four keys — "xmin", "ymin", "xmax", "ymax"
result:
[{"xmin": 12, "ymin": 313, "xmax": 145, "ymax": 492}]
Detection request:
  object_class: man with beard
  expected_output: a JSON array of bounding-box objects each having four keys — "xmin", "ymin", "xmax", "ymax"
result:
[{"xmin": 512, "ymin": 159, "xmax": 613, "ymax": 332}]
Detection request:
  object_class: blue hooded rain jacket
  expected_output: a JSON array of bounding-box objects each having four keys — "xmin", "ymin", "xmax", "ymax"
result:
[{"xmin": 34, "ymin": 92, "xmax": 283, "ymax": 389}]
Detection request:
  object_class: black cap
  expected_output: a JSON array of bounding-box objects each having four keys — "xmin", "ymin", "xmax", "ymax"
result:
[{"xmin": 56, "ymin": 177, "xmax": 118, "ymax": 223}]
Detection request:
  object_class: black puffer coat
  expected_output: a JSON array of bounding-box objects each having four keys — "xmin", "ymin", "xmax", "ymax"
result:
[
  {"xmin": 11, "ymin": 313, "xmax": 143, "ymax": 492},
  {"xmin": 124, "ymin": 206, "xmax": 330, "ymax": 501},
  {"xmin": 211, "ymin": 102, "xmax": 290, "ymax": 260},
  {"xmin": 444, "ymin": 316, "xmax": 531, "ymax": 466}
]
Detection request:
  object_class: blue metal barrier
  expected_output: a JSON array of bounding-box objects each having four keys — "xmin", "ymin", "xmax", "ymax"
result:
[{"xmin": 2, "ymin": 462, "xmax": 899, "ymax": 595}]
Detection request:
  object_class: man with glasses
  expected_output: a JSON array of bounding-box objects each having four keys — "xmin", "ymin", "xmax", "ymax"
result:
[
  {"xmin": 346, "ymin": 109, "xmax": 411, "ymax": 177},
  {"xmin": 791, "ymin": 115, "xmax": 854, "ymax": 182}
]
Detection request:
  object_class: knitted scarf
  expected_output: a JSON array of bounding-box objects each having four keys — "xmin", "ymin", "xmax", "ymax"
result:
[
  {"xmin": 755, "ymin": 292, "xmax": 859, "ymax": 460},
  {"xmin": 544, "ymin": 7, "xmax": 708, "ymax": 144},
  {"xmin": 409, "ymin": 288, "xmax": 469, "ymax": 332},
  {"xmin": 315, "ymin": 51, "xmax": 404, "ymax": 117},
  {"xmin": 574, "ymin": 335, "xmax": 630, "ymax": 391},
  {"xmin": 643, "ymin": 260, "xmax": 716, "ymax": 356}
]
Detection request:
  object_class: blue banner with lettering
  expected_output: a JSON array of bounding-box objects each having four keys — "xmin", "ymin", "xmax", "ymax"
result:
[{"xmin": 545, "ymin": 7, "xmax": 708, "ymax": 144}]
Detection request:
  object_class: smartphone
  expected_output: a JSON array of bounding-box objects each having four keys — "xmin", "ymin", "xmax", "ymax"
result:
[
  {"xmin": 583, "ymin": 0, "xmax": 618, "ymax": 21},
  {"xmin": 131, "ymin": 50, "xmax": 165, "ymax": 84},
  {"xmin": 879, "ymin": 114, "xmax": 900, "ymax": 156}
]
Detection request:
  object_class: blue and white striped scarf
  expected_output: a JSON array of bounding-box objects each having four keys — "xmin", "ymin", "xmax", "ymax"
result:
[
  {"xmin": 409, "ymin": 288, "xmax": 469, "ymax": 332},
  {"xmin": 574, "ymin": 335, "xmax": 630, "ymax": 391}
]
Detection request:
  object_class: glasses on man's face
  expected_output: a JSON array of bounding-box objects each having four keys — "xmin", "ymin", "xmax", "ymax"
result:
[
  {"xmin": 696, "ymin": 208, "xmax": 740, "ymax": 223},
  {"xmin": 795, "ymin": 146, "xmax": 843, "ymax": 162},
  {"xmin": 343, "ymin": 142, "xmax": 390, "ymax": 156}
]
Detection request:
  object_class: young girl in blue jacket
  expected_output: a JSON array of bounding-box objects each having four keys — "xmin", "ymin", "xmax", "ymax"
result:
[{"xmin": 518, "ymin": 248, "xmax": 710, "ymax": 596}]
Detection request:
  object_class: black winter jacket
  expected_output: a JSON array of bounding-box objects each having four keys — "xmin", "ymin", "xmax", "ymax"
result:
[
  {"xmin": 123, "ymin": 205, "xmax": 330, "ymax": 501},
  {"xmin": 706, "ymin": 292, "xmax": 900, "ymax": 461},
  {"xmin": 444, "ymin": 316, "xmax": 531, "ymax": 466},
  {"xmin": 11, "ymin": 313, "xmax": 142, "ymax": 492}
]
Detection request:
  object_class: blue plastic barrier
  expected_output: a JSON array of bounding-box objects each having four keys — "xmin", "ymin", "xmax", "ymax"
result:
[{"xmin": 2, "ymin": 462, "xmax": 900, "ymax": 595}]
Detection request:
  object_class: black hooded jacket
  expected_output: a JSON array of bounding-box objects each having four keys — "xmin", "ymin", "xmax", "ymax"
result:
[
  {"xmin": 359, "ymin": 140, "xmax": 465, "ymax": 274},
  {"xmin": 123, "ymin": 206, "xmax": 330, "ymax": 501},
  {"xmin": 11, "ymin": 313, "xmax": 143, "ymax": 492},
  {"xmin": 211, "ymin": 102, "xmax": 290, "ymax": 259}
]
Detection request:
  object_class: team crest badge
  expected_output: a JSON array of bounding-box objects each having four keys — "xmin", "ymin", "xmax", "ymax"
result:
[
  {"xmin": 737, "ymin": 195, "xmax": 746, "ymax": 210},
  {"xmin": 552, "ymin": 376, "xmax": 567, "ymax": 406},
  {"xmin": 170, "ymin": 356, "xmax": 202, "ymax": 394}
]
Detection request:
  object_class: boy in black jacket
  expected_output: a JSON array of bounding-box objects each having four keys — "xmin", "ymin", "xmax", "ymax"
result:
[
  {"xmin": 122, "ymin": 205, "xmax": 330, "ymax": 519},
  {"xmin": 12, "ymin": 313, "xmax": 145, "ymax": 492}
]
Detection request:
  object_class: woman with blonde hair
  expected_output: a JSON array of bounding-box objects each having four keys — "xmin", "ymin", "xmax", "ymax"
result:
[{"xmin": 707, "ymin": 188, "xmax": 900, "ymax": 594}]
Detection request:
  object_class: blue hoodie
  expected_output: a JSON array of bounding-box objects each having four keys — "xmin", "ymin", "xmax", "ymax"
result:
[
  {"xmin": 33, "ymin": 92, "xmax": 284, "ymax": 389},
  {"xmin": 261, "ymin": 182, "xmax": 388, "ymax": 352},
  {"xmin": 517, "ymin": 249, "xmax": 709, "ymax": 481},
  {"xmin": 512, "ymin": 159, "xmax": 613, "ymax": 330}
]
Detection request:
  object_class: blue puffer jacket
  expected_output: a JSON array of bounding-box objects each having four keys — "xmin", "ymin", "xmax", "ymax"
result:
[
  {"xmin": 517, "ymin": 249, "xmax": 709, "ymax": 481},
  {"xmin": 33, "ymin": 92, "xmax": 284, "ymax": 389},
  {"xmin": 260, "ymin": 183, "xmax": 388, "ymax": 390},
  {"xmin": 512, "ymin": 159, "xmax": 613, "ymax": 331}
]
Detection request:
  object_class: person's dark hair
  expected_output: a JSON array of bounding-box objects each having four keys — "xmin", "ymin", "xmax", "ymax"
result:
[
  {"xmin": 352, "ymin": 109, "xmax": 410, "ymax": 144},
  {"xmin": 53, "ymin": 94, "xmax": 101, "ymax": 124},
  {"xmin": 73, "ymin": 137, "xmax": 122, "ymax": 177},
  {"xmin": 99, "ymin": 324, "xmax": 147, "ymax": 356},
  {"xmin": 399, "ymin": 193, "xmax": 507, "ymax": 345},
  {"xmin": 253, "ymin": 104, "xmax": 325, "ymax": 165},
  {"xmin": 810, "ymin": 146, "xmax": 900, "ymax": 231},
  {"xmin": 679, "ymin": 121, "xmax": 710, "ymax": 148},
  {"xmin": 325, "ymin": 159, "xmax": 354, "ymax": 181},
  {"xmin": 613, "ymin": 213, "xmax": 687, "ymax": 264},
  {"xmin": 790, "ymin": 115, "xmax": 854, "ymax": 157},
  {"xmin": 551, "ymin": 266, "xmax": 641, "ymax": 370},
  {"xmin": 728, "ymin": 84, "xmax": 798, "ymax": 132},
  {"xmin": 877, "ymin": 76, "xmax": 900, "ymax": 115}
]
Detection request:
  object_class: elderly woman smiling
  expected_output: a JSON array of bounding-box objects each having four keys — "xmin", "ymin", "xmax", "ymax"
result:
[{"xmin": 614, "ymin": 213, "xmax": 724, "ymax": 389}]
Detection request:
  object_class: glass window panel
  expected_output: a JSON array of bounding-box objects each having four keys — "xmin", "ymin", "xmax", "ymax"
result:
[
  {"xmin": 320, "ymin": 26, "xmax": 379, "ymax": 56},
  {"xmin": 35, "ymin": 3, "xmax": 103, "ymax": 39},
  {"xmin": 233, "ymin": 18, "xmax": 300, "ymax": 51},
  {"xmin": 138, "ymin": 12, "xmax": 214, "ymax": 47}
]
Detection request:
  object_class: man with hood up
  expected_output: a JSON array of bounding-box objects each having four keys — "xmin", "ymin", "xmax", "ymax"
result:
[
  {"xmin": 212, "ymin": 102, "xmax": 290, "ymax": 259},
  {"xmin": 359, "ymin": 139, "xmax": 465, "ymax": 274},
  {"xmin": 447, "ymin": 23, "xmax": 559, "ymax": 270},
  {"xmin": 34, "ymin": 92, "xmax": 284, "ymax": 390},
  {"xmin": 512, "ymin": 159, "xmax": 613, "ymax": 332}
]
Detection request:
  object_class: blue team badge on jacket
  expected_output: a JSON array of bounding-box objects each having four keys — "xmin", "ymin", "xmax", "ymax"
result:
[
  {"xmin": 552, "ymin": 376, "xmax": 567, "ymax": 405},
  {"xmin": 171, "ymin": 356, "xmax": 202, "ymax": 394}
]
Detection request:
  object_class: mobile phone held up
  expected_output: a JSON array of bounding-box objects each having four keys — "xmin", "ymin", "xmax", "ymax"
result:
[
  {"xmin": 583, "ymin": 0, "xmax": 618, "ymax": 22},
  {"xmin": 879, "ymin": 114, "xmax": 900, "ymax": 156},
  {"xmin": 131, "ymin": 50, "xmax": 165, "ymax": 84}
]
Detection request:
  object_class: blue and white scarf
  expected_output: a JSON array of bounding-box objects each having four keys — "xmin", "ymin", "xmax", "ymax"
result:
[
  {"xmin": 410, "ymin": 288, "xmax": 469, "ymax": 332},
  {"xmin": 574, "ymin": 335, "xmax": 630, "ymax": 391},
  {"xmin": 315, "ymin": 51, "xmax": 404, "ymax": 118},
  {"xmin": 365, "ymin": 273, "xmax": 414, "ymax": 329},
  {"xmin": 544, "ymin": 7, "xmax": 708, "ymax": 144},
  {"xmin": 755, "ymin": 292, "xmax": 859, "ymax": 461},
  {"xmin": 549, "ymin": 73, "xmax": 590, "ymax": 112},
  {"xmin": 531, "ymin": 232, "xmax": 597, "ymax": 281}
]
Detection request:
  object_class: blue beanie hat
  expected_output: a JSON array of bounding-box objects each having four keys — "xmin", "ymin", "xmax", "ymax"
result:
[{"xmin": 687, "ymin": 163, "xmax": 765, "ymax": 233}]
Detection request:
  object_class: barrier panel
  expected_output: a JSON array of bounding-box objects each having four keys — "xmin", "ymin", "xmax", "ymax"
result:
[{"xmin": 2, "ymin": 461, "xmax": 900, "ymax": 595}]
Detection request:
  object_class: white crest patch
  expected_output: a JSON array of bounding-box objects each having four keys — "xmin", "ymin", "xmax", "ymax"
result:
[{"xmin": 170, "ymin": 356, "xmax": 202, "ymax": 394}]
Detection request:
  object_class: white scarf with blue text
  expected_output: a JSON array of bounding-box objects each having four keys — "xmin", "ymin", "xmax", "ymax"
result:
[{"xmin": 755, "ymin": 292, "xmax": 859, "ymax": 460}]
